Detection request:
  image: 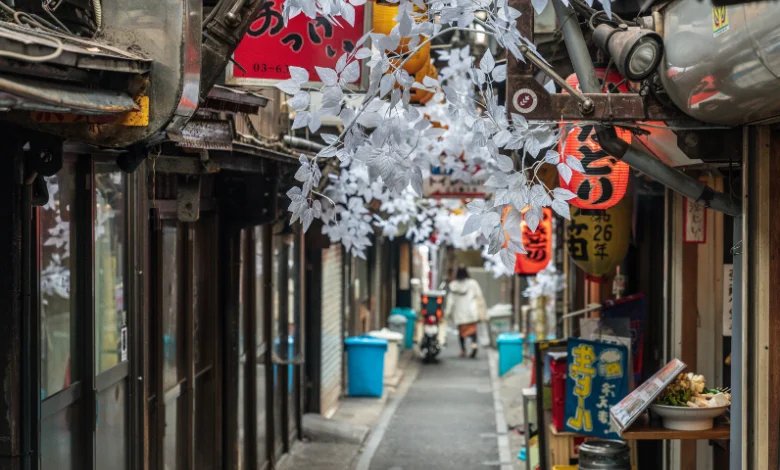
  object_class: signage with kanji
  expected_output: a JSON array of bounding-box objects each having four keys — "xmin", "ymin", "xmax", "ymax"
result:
[
  {"xmin": 228, "ymin": 0, "xmax": 367, "ymax": 85},
  {"xmin": 515, "ymin": 207, "xmax": 553, "ymax": 275},
  {"xmin": 564, "ymin": 338, "xmax": 629, "ymax": 439},
  {"xmin": 684, "ymin": 197, "xmax": 707, "ymax": 243},
  {"xmin": 559, "ymin": 71, "xmax": 631, "ymax": 210},
  {"xmin": 567, "ymin": 193, "xmax": 632, "ymax": 281}
]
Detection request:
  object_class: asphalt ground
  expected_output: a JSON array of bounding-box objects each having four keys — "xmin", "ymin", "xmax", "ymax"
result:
[{"xmin": 368, "ymin": 337, "xmax": 501, "ymax": 470}]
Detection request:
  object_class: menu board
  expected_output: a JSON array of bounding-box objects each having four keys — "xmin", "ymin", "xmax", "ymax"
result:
[{"xmin": 610, "ymin": 358, "xmax": 687, "ymax": 433}]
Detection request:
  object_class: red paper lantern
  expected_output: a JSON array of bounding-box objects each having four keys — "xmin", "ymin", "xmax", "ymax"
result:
[
  {"xmin": 515, "ymin": 208, "xmax": 553, "ymax": 275},
  {"xmin": 559, "ymin": 70, "xmax": 632, "ymax": 210}
]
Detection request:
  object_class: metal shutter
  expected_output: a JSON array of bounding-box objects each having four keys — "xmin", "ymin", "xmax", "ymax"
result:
[{"xmin": 320, "ymin": 244, "xmax": 343, "ymax": 416}]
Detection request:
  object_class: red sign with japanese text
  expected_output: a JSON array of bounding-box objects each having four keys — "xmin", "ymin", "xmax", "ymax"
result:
[
  {"xmin": 229, "ymin": 0, "xmax": 366, "ymax": 84},
  {"xmin": 515, "ymin": 208, "xmax": 553, "ymax": 275},
  {"xmin": 560, "ymin": 71, "xmax": 631, "ymax": 210}
]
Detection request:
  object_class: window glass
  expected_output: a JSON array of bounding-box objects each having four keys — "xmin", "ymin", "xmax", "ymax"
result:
[
  {"xmin": 40, "ymin": 164, "xmax": 77, "ymax": 398},
  {"xmin": 94, "ymin": 164, "xmax": 127, "ymax": 373}
]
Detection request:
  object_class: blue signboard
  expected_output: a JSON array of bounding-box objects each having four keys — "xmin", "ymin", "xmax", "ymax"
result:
[{"xmin": 564, "ymin": 338, "xmax": 629, "ymax": 438}]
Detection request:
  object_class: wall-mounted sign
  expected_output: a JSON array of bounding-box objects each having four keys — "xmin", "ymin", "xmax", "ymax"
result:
[
  {"xmin": 515, "ymin": 208, "xmax": 553, "ymax": 275},
  {"xmin": 228, "ymin": 0, "xmax": 368, "ymax": 86},
  {"xmin": 564, "ymin": 338, "xmax": 629, "ymax": 439},
  {"xmin": 723, "ymin": 264, "xmax": 734, "ymax": 336},
  {"xmin": 684, "ymin": 197, "xmax": 707, "ymax": 243},
  {"xmin": 423, "ymin": 174, "xmax": 485, "ymax": 199},
  {"xmin": 568, "ymin": 193, "xmax": 633, "ymax": 281}
]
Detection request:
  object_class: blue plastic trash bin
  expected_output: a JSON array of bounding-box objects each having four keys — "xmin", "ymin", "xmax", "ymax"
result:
[
  {"xmin": 345, "ymin": 336, "xmax": 388, "ymax": 397},
  {"xmin": 497, "ymin": 332, "xmax": 524, "ymax": 376},
  {"xmin": 390, "ymin": 307, "xmax": 417, "ymax": 349},
  {"xmin": 273, "ymin": 336, "xmax": 294, "ymax": 391}
]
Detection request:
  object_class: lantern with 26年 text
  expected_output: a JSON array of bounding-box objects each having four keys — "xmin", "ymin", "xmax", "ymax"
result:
[
  {"xmin": 560, "ymin": 70, "xmax": 631, "ymax": 210},
  {"xmin": 567, "ymin": 193, "xmax": 633, "ymax": 281},
  {"xmin": 515, "ymin": 208, "xmax": 553, "ymax": 276}
]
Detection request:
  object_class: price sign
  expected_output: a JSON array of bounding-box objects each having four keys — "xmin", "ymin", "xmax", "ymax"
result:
[
  {"xmin": 228, "ymin": 0, "xmax": 368, "ymax": 87},
  {"xmin": 610, "ymin": 358, "xmax": 687, "ymax": 433}
]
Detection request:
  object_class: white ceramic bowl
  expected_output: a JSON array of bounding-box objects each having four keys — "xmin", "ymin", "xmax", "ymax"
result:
[{"xmin": 649, "ymin": 404, "xmax": 729, "ymax": 431}]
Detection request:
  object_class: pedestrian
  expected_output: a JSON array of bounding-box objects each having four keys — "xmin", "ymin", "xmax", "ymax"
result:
[{"xmin": 444, "ymin": 266, "xmax": 487, "ymax": 358}]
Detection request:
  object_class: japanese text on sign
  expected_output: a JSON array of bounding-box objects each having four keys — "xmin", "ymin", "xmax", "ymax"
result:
[
  {"xmin": 230, "ymin": 0, "xmax": 365, "ymax": 84},
  {"xmin": 684, "ymin": 198, "xmax": 707, "ymax": 243},
  {"xmin": 565, "ymin": 339, "xmax": 628, "ymax": 438}
]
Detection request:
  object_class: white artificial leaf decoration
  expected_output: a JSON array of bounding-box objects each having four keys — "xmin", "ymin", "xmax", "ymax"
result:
[
  {"xmin": 525, "ymin": 207, "xmax": 542, "ymax": 233},
  {"xmin": 288, "ymin": 66, "xmax": 309, "ymax": 84},
  {"xmin": 276, "ymin": 80, "xmax": 300, "ymax": 96},
  {"xmin": 492, "ymin": 64, "xmax": 507, "ymax": 82},
  {"xmin": 288, "ymin": 91, "xmax": 310, "ymax": 111},
  {"xmin": 479, "ymin": 48, "xmax": 495, "ymax": 74},
  {"xmin": 496, "ymin": 154, "xmax": 514, "ymax": 172},
  {"xmin": 566, "ymin": 155, "xmax": 585, "ymax": 173},
  {"xmin": 551, "ymin": 199, "xmax": 571, "ymax": 220},
  {"xmin": 557, "ymin": 162, "xmax": 573, "ymax": 184},
  {"xmin": 553, "ymin": 187, "xmax": 577, "ymax": 201},
  {"xmin": 315, "ymin": 66, "xmax": 338, "ymax": 86}
]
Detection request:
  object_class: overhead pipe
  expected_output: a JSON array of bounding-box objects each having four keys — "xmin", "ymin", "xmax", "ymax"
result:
[{"xmin": 550, "ymin": 0, "xmax": 741, "ymax": 216}]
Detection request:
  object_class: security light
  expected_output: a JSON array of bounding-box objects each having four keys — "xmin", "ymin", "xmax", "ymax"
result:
[{"xmin": 593, "ymin": 24, "xmax": 664, "ymax": 81}]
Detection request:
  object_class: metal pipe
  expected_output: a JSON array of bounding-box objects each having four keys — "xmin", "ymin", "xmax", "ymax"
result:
[
  {"xmin": 283, "ymin": 135, "xmax": 326, "ymax": 153},
  {"xmin": 552, "ymin": 0, "xmax": 741, "ymax": 216},
  {"xmin": 551, "ymin": 0, "xmax": 600, "ymax": 95}
]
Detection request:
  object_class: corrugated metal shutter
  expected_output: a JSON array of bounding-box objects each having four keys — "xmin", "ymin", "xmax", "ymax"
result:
[{"xmin": 320, "ymin": 244, "xmax": 343, "ymax": 416}]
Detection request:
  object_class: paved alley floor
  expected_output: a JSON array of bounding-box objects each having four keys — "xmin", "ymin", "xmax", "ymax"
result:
[{"xmin": 367, "ymin": 339, "xmax": 501, "ymax": 470}]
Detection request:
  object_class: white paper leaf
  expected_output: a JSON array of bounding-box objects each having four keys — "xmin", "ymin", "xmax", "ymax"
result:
[
  {"xmin": 462, "ymin": 214, "xmax": 482, "ymax": 236},
  {"xmin": 380, "ymin": 74, "xmax": 394, "ymax": 97},
  {"xmin": 480, "ymin": 48, "xmax": 495, "ymax": 74},
  {"xmin": 354, "ymin": 47, "xmax": 372, "ymax": 60},
  {"xmin": 543, "ymin": 149, "xmax": 561, "ymax": 165},
  {"xmin": 496, "ymin": 154, "xmax": 514, "ymax": 172},
  {"xmin": 315, "ymin": 66, "xmax": 338, "ymax": 86},
  {"xmin": 525, "ymin": 207, "xmax": 542, "ymax": 233},
  {"xmin": 551, "ymin": 199, "xmax": 571, "ymax": 220},
  {"xmin": 288, "ymin": 66, "xmax": 309, "ymax": 84},
  {"xmin": 341, "ymin": 61, "xmax": 360, "ymax": 84},
  {"xmin": 288, "ymin": 91, "xmax": 310, "ymax": 111},
  {"xmin": 291, "ymin": 111, "xmax": 309, "ymax": 130},
  {"xmin": 321, "ymin": 133, "xmax": 339, "ymax": 145},
  {"xmin": 342, "ymin": 2, "xmax": 356, "ymax": 26},
  {"xmin": 492, "ymin": 64, "xmax": 507, "ymax": 82},
  {"xmin": 566, "ymin": 155, "xmax": 586, "ymax": 173},
  {"xmin": 553, "ymin": 187, "xmax": 577, "ymax": 201},
  {"xmin": 398, "ymin": 11, "xmax": 413, "ymax": 37},
  {"xmin": 276, "ymin": 80, "xmax": 300, "ymax": 96},
  {"xmin": 557, "ymin": 162, "xmax": 573, "ymax": 184},
  {"xmin": 499, "ymin": 248, "xmax": 517, "ymax": 271}
]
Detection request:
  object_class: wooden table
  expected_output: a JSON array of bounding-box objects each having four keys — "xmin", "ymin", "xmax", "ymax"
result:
[{"xmin": 621, "ymin": 422, "xmax": 730, "ymax": 440}]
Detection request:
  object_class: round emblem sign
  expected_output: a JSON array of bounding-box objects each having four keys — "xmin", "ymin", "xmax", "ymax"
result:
[{"xmin": 512, "ymin": 88, "xmax": 538, "ymax": 114}]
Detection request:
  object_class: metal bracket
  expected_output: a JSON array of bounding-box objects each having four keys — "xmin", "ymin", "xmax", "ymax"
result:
[{"xmin": 176, "ymin": 175, "xmax": 201, "ymax": 222}]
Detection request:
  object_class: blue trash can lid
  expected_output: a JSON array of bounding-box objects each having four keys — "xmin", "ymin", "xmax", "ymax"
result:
[
  {"xmin": 390, "ymin": 307, "xmax": 417, "ymax": 319},
  {"xmin": 388, "ymin": 314, "xmax": 407, "ymax": 323},
  {"xmin": 345, "ymin": 336, "xmax": 388, "ymax": 349},
  {"xmin": 496, "ymin": 332, "xmax": 524, "ymax": 344}
]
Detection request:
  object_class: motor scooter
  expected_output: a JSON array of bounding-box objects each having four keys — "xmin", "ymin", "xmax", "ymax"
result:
[{"xmin": 419, "ymin": 291, "xmax": 446, "ymax": 362}]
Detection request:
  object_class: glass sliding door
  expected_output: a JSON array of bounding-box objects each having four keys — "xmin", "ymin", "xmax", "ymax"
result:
[
  {"xmin": 39, "ymin": 160, "xmax": 82, "ymax": 470},
  {"xmin": 93, "ymin": 163, "xmax": 129, "ymax": 469}
]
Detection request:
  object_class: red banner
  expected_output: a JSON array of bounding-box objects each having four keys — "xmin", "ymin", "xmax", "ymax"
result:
[
  {"xmin": 515, "ymin": 208, "xmax": 553, "ymax": 275},
  {"xmin": 230, "ymin": 0, "xmax": 366, "ymax": 84}
]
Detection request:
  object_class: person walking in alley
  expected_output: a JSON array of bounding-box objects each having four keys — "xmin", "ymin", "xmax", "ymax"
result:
[{"xmin": 445, "ymin": 266, "xmax": 487, "ymax": 358}]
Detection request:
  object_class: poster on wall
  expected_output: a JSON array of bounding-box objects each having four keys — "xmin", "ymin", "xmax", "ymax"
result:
[
  {"xmin": 564, "ymin": 338, "xmax": 629, "ymax": 439},
  {"xmin": 227, "ymin": 0, "xmax": 368, "ymax": 87}
]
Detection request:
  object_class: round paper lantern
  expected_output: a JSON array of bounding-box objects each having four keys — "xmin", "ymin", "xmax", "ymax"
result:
[
  {"xmin": 411, "ymin": 60, "xmax": 437, "ymax": 104},
  {"xmin": 567, "ymin": 191, "xmax": 633, "ymax": 281},
  {"xmin": 515, "ymin": 208, "xmax": 554, "ymax": 275},
  {"xmin": 560, "ymin": 70, "xmax": 631, "ymax": 210},
  {"xmin": 372, "ymin": 2, "xmax": 430, "ymax": 74}
]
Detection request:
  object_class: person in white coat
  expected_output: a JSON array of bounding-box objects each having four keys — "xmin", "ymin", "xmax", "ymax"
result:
[{"xmin": 444, "ymin": 266, "xmax": 487, "ymax": 358}]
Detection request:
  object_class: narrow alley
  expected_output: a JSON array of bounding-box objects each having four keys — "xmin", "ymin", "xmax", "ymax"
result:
[{"xmin": 367, "ymin": 337, "xmax": 501, "ymax": 470}]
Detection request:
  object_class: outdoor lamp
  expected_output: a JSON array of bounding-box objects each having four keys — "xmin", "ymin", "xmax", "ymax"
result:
[{"xmin": 593, "ymin": 24, "xmax": 664, "ymax": 81}]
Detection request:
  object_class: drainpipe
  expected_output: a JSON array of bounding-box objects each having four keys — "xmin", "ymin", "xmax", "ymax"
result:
[
  {"xmin": 283, "ymin": 135, "xmax": 326, "ymax": 153},
  {"xmin": 551, "ymin": 0, "xmax": 741, "ymax": 216}
]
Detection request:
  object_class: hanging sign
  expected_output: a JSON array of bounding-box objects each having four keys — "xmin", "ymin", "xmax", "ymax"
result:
[
  {"xmin": 567, "ymin": 193, "xmax": 633, "ymax": 281},
  {"xmin": 564, "ymin": 338, "xmax": 629, "ymax": 438},
  {"xmin": 560, "ymin": 71, "xmax": 631, "ymax": 210},
  {"xmin": 683, "ymin": 198, "xmax": 707, "ymax": 243},
  {"xmin": 723, "ymin": 264, "xmax": 734, "ymax": 336},
  {"xmin": 228, "ymin": 0, "xmax": 367, "ymax": 86},
  {"xmin": 515, "ymin": 208, "xmax": 553, "ymax": 275}
]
